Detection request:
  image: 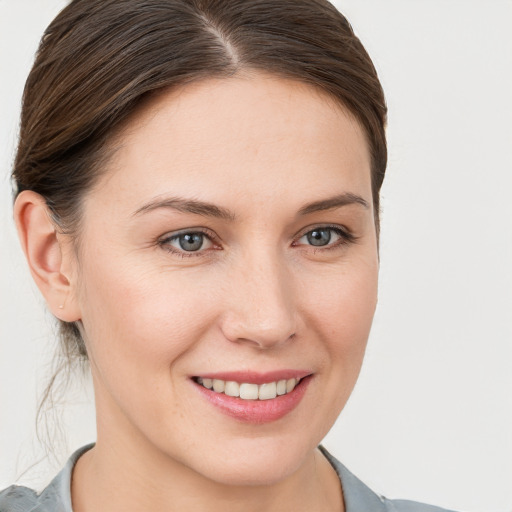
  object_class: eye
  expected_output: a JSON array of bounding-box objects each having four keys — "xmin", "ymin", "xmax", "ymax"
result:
[
  {"xmin": 159, "ymin": 231, "xmax": 214, "ymax": 254},
  {"xmin": 295, "ymin": 226, "xmax": 353, "ymax": 248}
]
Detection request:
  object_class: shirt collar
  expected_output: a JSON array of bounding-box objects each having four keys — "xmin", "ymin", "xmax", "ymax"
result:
[{"xmin": 319, "ymin": 445, "xmax": 388, "ymax": 512}]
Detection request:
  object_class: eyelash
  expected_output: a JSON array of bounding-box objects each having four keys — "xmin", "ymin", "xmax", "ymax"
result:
[
  {"xmin": 157, "ymin": 225, "xmax": 356, "ymax": 258},
  {"xmin": 158, "ymin": 228, "xmax": 219, "ymax": 258},
  {"xmin": 293, "ymin": 225, "xmax": 357, "ymax": 251}
]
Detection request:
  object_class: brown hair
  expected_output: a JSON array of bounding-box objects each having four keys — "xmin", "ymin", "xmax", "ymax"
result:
[{"xmin": 13, "ymin": 0, "xmax": 386, "ymax": 374}]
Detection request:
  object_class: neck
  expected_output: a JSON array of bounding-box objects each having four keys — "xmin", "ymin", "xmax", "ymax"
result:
[{"xmin": 72, "ymin": 433, "xmax": 343, "ymax": 512}]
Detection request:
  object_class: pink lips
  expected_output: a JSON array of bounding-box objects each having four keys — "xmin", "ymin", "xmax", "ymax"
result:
[{"xmin": 192, "ymin": 371, "xmax": 312, "ymax": 424}]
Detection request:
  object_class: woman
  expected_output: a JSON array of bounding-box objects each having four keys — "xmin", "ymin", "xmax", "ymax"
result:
[{"xmin": 0, "ymin": 0, "xmax": 460, "ymax": 510}]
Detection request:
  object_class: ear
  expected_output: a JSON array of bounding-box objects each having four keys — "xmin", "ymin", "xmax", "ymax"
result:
[{"xmin": 14, "ymin": 190, "xmax": 81, "ymax": 322}]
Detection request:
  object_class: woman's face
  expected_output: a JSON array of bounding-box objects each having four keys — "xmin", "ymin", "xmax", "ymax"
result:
[{"xmin": 70, "ymin": 73, "xmax": 378, "ymax": 485}]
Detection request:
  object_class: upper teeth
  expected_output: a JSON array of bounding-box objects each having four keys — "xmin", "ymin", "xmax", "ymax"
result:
[{"xmin": 196, "ymin": 377, "xmax": 300, "ymax": 400}]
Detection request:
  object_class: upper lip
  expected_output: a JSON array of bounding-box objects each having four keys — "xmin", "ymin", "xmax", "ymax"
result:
[{"xmin": 192, "ymin": 370, "xmax": 312, "ymax": 385}]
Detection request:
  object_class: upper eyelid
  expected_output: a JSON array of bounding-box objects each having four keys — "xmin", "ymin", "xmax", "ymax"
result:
[
  {"xmin": 159, "ymin": 227, "xmax": 217, "ymax": 242},
  {"xmin": 294, "ymin": 224, "xmax": 352, "ymax": 239}
]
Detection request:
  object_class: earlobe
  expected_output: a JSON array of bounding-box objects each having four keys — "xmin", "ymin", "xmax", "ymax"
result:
[{"xmin": 13, "ymin": 190, "xmax": 81, "ymax": 322}]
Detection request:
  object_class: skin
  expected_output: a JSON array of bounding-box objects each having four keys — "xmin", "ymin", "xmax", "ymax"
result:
[{"xmin": 15, "ymin": 73, "xmax": 379, "ymax": 512}]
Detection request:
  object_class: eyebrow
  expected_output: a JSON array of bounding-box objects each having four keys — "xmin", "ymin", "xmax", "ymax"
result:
[
  {"xmin": 298, "ymin": 193, "xmax": 369, "ymax": 215},
  {"xmin": 133, "ymin": 197, "xmax": 236, "ymax": 221},
  {"xmin": 133, "ymin": 192, "xmax": 369, "ymax": 220}
]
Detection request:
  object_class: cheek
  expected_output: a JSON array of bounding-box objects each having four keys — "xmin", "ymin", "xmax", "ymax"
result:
[
  {"xmin": 76, "ymin": 260, "xmax": 226, "ymax": 438},
  {"xmin": 300, "ymin": 256, "xmax": 378, "ymax": 394},
  {"xmin": 303, "ymin": 258, "xmax": 378, "ymax": 339},
  {"xmin": 289, "ymin": 257, "xmax": 378, "ymax": 442},
  {"xmin": 76, "ymin": 256, "xmax": 221, "ymax": 382}
]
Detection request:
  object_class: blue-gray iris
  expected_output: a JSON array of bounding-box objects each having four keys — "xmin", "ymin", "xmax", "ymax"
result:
[
  {"xmin": 179, "ymin": 233, "xmax": 204, "ymax": 251},
  {"xmin": 307, "ymin": 229, "xmax": 331, "ymax": 246}
]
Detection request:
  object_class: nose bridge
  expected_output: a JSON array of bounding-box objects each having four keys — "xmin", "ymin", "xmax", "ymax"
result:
[{"xmin": 221, "ymin": 246, "xmax": 297, "ymax": 348}]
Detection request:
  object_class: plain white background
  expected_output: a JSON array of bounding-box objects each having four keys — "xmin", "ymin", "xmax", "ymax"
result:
[{"xmin": 1, "ymin": 1, "xmax": 511, "ymax": 511}]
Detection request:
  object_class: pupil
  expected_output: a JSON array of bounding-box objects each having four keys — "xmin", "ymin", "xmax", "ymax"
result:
[
  {"xmin": 307, "ymin": 229, "xmax": 331, "ymax": 246},
  {"xmin": 179, "ymin": 233, "xmax": 203, "ymax": 251}
]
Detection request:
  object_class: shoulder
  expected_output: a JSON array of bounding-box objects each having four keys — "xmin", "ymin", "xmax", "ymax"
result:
[
  {"xmin": 0, "ymin": 485, "xmax": 39, "ymax": 511},
  {"xmin": 319, "ymin": 446, "xmax": 461, "ymax": 512},
  {"xmin": 0, "ymin": 444, "xmax": 94, "ymax": 512},
  {"xmin": 0, "ymin": 480, "xmax": 67, "ymax": 512},
  {"xmin": 382, "ymin": 497, "xmax": 458, "ymax": 512}
]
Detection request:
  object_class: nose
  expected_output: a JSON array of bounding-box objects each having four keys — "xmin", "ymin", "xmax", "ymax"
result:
[{"xmin": 219, "ymin": 249, "xmax": 298, "ymax": 349}]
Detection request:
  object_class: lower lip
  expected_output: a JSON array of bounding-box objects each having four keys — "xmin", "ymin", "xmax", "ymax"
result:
[{"xmin": 193, "ymin": 376, "xmax": 312, "ymax": 424}]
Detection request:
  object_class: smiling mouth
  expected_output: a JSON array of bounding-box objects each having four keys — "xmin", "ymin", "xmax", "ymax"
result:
[
  {"xmin": 193, "ymin": 376, "xmax": 302, "ymax": 400},
  {"xmin": 192, "ymin": 372, "xmax": 312, "ymax": 423}
]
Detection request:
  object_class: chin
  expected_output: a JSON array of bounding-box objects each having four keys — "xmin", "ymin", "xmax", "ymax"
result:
[
  {"xmin": 179, "ymin": 434, "xmax": 317, "ymax": 487},
  {"xmin": 198, "ymin": 453, "xmax": 304, "ymax": 487}
]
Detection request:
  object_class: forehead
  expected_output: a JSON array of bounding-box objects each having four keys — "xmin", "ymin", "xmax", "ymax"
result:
[{"xmin": 90, "ymin": 73, "xmax": 372, "ymax": 214}]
